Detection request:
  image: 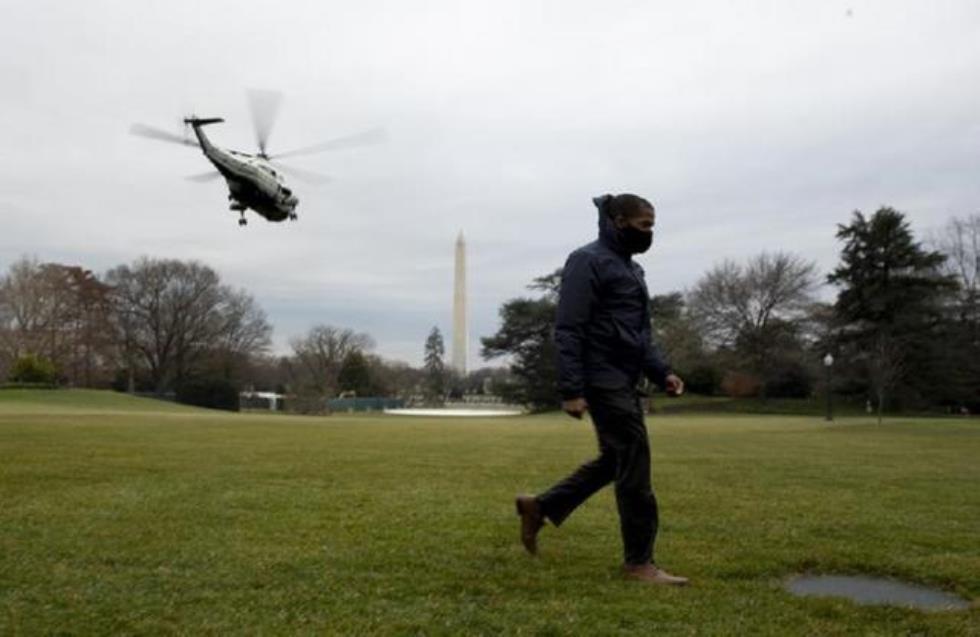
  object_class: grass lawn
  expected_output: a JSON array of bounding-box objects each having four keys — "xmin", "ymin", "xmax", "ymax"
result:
[{"xmin": 1, "ymin": 391, "xmax": 978, "ymax": 635}]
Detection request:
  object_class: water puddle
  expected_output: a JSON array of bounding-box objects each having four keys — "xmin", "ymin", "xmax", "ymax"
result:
[{"xmin": 785, "ymin": 575, "xmax": 970, "ymax": 611}]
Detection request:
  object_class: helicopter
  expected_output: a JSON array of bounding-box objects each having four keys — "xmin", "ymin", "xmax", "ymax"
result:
[{"xmin": 131, "ymin": 90, "xmax": 385, "ymax": 226}]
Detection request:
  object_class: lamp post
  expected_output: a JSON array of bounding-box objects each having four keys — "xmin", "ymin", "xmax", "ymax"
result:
[{"xmin": 823, "ymin": 353, "xmax": 835, "ymax": 422}]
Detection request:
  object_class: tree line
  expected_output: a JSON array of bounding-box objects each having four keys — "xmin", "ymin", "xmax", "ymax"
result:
[
  {"xmin": 3, "ymin": 207, "xmax": 976, "ymax": 414},
  {"xmin": 0, "ymin": 257, "xmax": 434, "ymax": 410},
  {"xmin": 482, "ymin": 208, "xmax": 980, "ymax": 416}
]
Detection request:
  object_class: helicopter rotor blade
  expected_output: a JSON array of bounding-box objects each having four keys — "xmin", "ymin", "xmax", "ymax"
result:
[
  {"xmin": 247, "ymin": 88, "xmax": 283, "ymax": 157},
  {"xmin": 185, "ymin": 171, "xmax": 223, "ymax": 183},
  {"xmin": 269, "ymin": 127, "xmax": 388, "ymax": 160},
  {"xmin": 272, "ymin": 162, "xmax": 332, "ymax": 185},
  {"xmin": 130, "ymin": 123, "xmax": 197, "ymax": 147}
]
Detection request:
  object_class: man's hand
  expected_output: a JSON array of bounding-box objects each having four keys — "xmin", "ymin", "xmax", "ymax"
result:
[
  {"xmin": 562, "ymin": 397, "xmax": 589, "ymax": 419},
  {"xmin": 665, "ymin": 374, "xmax": 685, "ymax": 397}
]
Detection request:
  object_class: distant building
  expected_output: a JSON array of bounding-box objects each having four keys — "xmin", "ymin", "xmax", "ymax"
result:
[{"xmin": 240, "ymin": 391, "xmax": 285, "ymax": 411}]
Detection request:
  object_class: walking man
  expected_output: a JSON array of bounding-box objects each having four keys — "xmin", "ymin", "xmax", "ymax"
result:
[{"xmin": 516, "ymin": 193, "xmax": 688, "ymax": 585}]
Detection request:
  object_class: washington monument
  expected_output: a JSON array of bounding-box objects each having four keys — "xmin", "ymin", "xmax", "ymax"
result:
[{"xmin": 452, "ymin": 231, "xmax": 467, "ymax": 374}]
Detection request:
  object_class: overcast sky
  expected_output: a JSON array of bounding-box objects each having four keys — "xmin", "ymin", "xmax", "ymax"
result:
[{"xmin": 2, "ymin": 1, "xmax": 979, "ymax": 366}]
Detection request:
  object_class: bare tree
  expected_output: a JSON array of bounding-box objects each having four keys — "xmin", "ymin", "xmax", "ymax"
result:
[
  {"xmin": 688, "ymin": 251, "xmax": 818, "ymax": 351},
  {"xmin": 286, "ymin": 325, "xmax": 374, "ymax": 400},
  {"xmin": 48, "ymin": 265, "xmax": 114, "ymax": 386},
  {"xmin": 686, "ymin": 259, "xmax": 744, "ymax": 349},
  {"xmin": 106, "ymin": 258, "xmax": 271, "ymax": 393},
  {"xmin": 868, "ymin": 332, "xmax": 905, "ymax": 424},
  {"xmin": 649, "ymin": 292, "xmax": 706, "ymax": 378},
  {"xmin": 0, "ymin": 257, "xmax": 56, "ymax": 362},
  {"xmin": 0, "ymin": 258, "xmax": 114, "ymax": 385},
  {"xmin": 931, "ymin": 214, "xmax": 980, "ymax": 320},
  {"xmin": 686, "ymin": 252, "xmax": 818, "ymax": 398},
  {"xmin": 204, "ymin": 288, "xmax": 273, "ymax": 382},
  {"xmin": 107, "ymin": 258, "xmax": 219, "ymax": 392},
  {"xmin": 0, "ymin": 290, "xmax": 9, "ymax": 379},
  {"xmin": 0, "ymin": 256, "xmax": 271, "ymax": 390}
]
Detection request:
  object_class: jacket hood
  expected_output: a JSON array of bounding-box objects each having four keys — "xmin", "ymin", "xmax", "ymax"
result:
[{"xmin": 593, "ymin": 195, "xmax": 629, "ymax": 257}]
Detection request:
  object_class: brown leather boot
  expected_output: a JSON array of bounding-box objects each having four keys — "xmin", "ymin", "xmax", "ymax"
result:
[
  {"xmin": 623, "ymin": 563, "xmax": 690, "ymax": 586},
  {"xmin": 515, "ymin": 495, "xmax": 544, "ymax": 555}
]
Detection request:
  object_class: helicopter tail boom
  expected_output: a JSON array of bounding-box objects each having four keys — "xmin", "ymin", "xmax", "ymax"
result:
[{"xmin": 183, "ymin": 117, "xmax": 224, "ymax": 152}]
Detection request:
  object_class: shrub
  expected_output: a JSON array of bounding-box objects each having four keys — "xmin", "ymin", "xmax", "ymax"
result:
[
  {"xmin": 7, "ymin": 354, "xmax": 58, "ymax": 385},
  {"xmin": 720, "ymin": 371, "xmax": 762, "ymax": 398},
  {"xmin": 684, "ymin": 365, "xmax": 721, "ymax": 395},
  {"xmin": 0, "ymin": 382, "xmax": 61, "ymax": 390},
  {"xmin": 765, "ymin": 361, "xmax": 813, "ymax": 398},
  {"xmin": 175, "ymin": 378, "xmax": 240, "ymax": 412}
]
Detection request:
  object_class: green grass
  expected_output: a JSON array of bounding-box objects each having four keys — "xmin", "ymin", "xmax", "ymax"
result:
[
  {"xmin": 0, "ymin": 388, "xmax": 201, "ymax": 414},
  {"xmin": 1, "ymin": 391, "xmax": 978, "ymax": 635},
  {"xmin": 656, "ymin": 393, "xmax": 920, "ymax": 417}
]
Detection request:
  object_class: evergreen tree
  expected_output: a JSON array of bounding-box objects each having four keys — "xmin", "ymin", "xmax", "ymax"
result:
[
  {"xmin": 338, "ymin": 350, "xmax": 373, "ymax": 396},
  {"xmin": 481, "ymin": 272, "xmax": 560, "ymax": 411},
  {"xmin": 423, "ymin": 327, "xmax": 446, "ymax": 406},
  {"xmin": 828, "ymin": 207, "xmax": 957, "ymax": 414}
]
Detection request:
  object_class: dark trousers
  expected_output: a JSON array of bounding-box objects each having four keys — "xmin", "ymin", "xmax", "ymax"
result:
[{"xmin": 537, "ymin": 386, "xmax": 658, "ymax": 565}]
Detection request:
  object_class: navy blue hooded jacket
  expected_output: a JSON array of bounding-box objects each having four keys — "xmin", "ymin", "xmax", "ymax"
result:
[{"xmin": 555, "ymin": 204, "xmax": 672, "ymax": 400}]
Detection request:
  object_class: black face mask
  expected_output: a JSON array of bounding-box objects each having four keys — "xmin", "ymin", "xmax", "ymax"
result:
[{"xmin": 619, "ymin": 226, "xmax": 653, "ymax": 254}]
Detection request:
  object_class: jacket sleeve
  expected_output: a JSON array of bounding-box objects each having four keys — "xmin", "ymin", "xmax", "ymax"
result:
[{"xmin": 555, "ymin": 251, "xmax": 598, "ymax": 400}]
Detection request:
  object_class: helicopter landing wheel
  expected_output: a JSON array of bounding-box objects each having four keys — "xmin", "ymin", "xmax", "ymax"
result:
[
  {"xmin": 288, "ymin": 212, "xmax": 297, "ymax": 221},
  {"xmin": 238, "ymin": 216, "xmax": 247, "ymax": 227}
]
